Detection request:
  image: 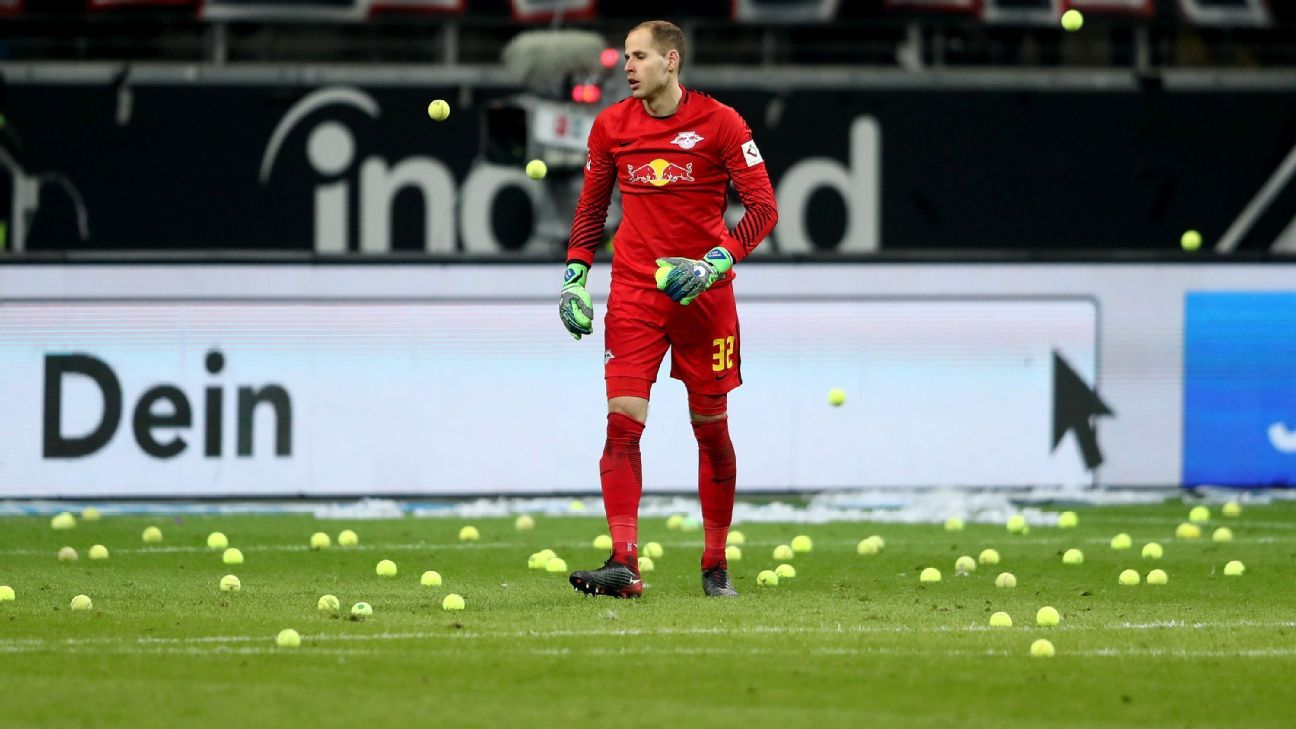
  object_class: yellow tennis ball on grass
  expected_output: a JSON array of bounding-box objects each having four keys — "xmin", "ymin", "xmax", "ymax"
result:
[
  {"xmin": 442, "ymin": 594, "xmax": 465, "ymax": 611},
  {"xmin": 219, "ymin": 575, "xmax": 241, "ymax": 592},
  {"xmin": 459, "ymin": 525, "xmax": 480, "ymax": 542},
  {"xmin": 58, "ymin": 546, "xmax": 78, "ymax": 561},
  {"xmin": 142, "ymin": 526, "xmax": 163, "ymax": 543},
  {"xmin": 919, "ymin": 567, "xmax": 941, "ymax": 584},
  {"xmin": 515, "ymin": 514, "xmax": 536, "ymax": 530},
  {"xmin": 637, "ymin": 556, "xmax": 655, "ymax": 573},
  {"xmin": 0, "ymin": 585, "xmax": 14, "ymax": 602},
  {"xmin": 1062, "ymin": 548, "xmax": 1084, "ymax": 565},
  {"xmin": 1110, "ymin": 533, "xmax": 1132, "ymax": 550},
  {"xmin": 791, "ymin": 535, "xmax": 813, "ymax": 553},
  {"xmin": 944, "ymin": 517, "xmax": 964, "ymax": 532},
  {"xmin": 223, "ymin": 548, "xmax": 244, "ymax": 565},
  {"xmin": 545, "ymin": 557, "xmax": 568, "ymax": 573},
  {"xmin": 643, "ymin": 542, "xmax": 664, "ymax": 559},
  {"xmin": 1057, "ymin": 511, "xmax": 1078, "ymax": 528},
  {"xmin": 857, "ymin": 539, "xmax": 878, "ymax": 556},
  {"xmin": 1142, "ymin": 542, "xmax": 1163, "ymax": 559},
  {"xmin": 1036, "ymin": 606, "xmax": 1060, "ymax": 626},
  {"xmin": 593, "ymin": 535, "xmax": 613, "ymax": 550},
  {"xmin": 88, "ymin": 545, "xmax": 109, "ymax": 560},
  {"xmin": 775, "ymin": 563, "xmax": 796, "ymax": 579},
  {"xmin": 338, "ymin": 529, "xmax": 359, "ymax": 546},
  {"xmin": 1146, "ymin": 569, "xmax": 1168, "ymax": 585},
  {"xmin": 207, "ymin": 532, "xmax": 228, "ymax": 550},
  {"xmin": 1212, "ymin": 527, "xmax": 1233, "ymax": 543},
  {"xmin": 1223, "ymin": 560, "xmax": 1245, "ymax": 576},
  {"xmin": 81, "ymin": 506, "xmax": 101, "ymax": 522},
  {"xmin": 757, "ymin": 570, "xmax": 779, "ymax": 586},
  {"xmin": 955, "ymin": 555, "xmax": 977, "ymax": 574},
  {"xmin": 726, "ymin": 531, "xmax": 745, "ymax": 545},
  {"xmin": 773, "ymin": 544, "xmax": 794, "ymax": 561},
  {"xmin": 1176, "ymin": 522, "xmax": 1201, "ymax": 539},
  {"xmin": 276, "ymin": 629, "xmax": 301, "ymax": 648},
  {"xmin": 70, "ymin": 594, "xmax": 93, "ymax": 611},
  {"xmin": 350, "ymin": 602, "xmax": 373, "ymax": 619},
  {"xmin": 989, "ymin": 611, "xmax": 1012, "ymax": 628},
  {"xmin": 995, "ymin": 572, "xmax": 1017, "ymax": 588},
  {"xmin": 310, "ymin": 532, "xmax": 331, "ymax": 550},
  {"xmin": 376, "ymin": 559, "xmax": 397, "ymax": 577},
  {"xmin": 318, "ymin": 594, "xmax": 340, "ymax": 612},
  {"xmin": 51, "ymin": 512, "xmax": 76, "ymax": 530},
  {"xmin": 427, "ymin": 99, "xmax": 450, "ymax": 121},
  {"xmin": 979, "ymin": 548, "xmax": 1000, "ymax": 565},
  {"xmin": 421, "ymin": 570, "xmax": 443, "ymax": 587},
  {"xmin": 725, "ymin": 545, "xmax": 742, "ymax": 561},
  {"xmin": 1031, "ymin": 638, "xmax": 1055, "ymax": 657},
  {"xmin": 1119, "ymin": 569, "xmax": 1141, "ymax": 585},
  {"xmin": 1222, "ymin": 501, "xmax": 1242, "ymax": 517}
]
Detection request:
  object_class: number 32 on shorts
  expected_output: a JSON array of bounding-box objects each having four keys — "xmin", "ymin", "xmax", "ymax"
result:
[{"xmin": 711, "ymin": 336, "xmax": 736, "ymax": 372}]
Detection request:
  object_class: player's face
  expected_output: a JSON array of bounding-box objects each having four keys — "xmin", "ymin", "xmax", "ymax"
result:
[{"xmin": 624, "ymin": 29, "xmax": 673, "ymax": 100}]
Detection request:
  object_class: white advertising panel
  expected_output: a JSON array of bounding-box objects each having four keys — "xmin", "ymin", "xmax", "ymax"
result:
[{"xmin": 3, "ymin": 261, "xmax": 1295, "ymax": 497}]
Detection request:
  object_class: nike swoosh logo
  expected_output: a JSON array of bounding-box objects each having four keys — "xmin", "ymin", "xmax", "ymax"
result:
[{"xmin": 629, "ymin": 579, "xmax": 642, "ymax": 585}]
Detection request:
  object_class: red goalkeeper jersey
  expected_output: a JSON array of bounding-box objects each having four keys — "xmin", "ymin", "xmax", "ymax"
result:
[{"xmin": 566, "ymin": 87, "xmax": 778, "ymax": 290}]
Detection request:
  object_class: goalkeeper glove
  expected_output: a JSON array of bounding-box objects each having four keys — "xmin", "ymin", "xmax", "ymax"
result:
[
  {"xmin": 654, "ymin": 247, "xmax": 734, "ymax": 305},
  {"xmin": 559, "ymin": 262, "xmax": 593, "ymax": 340}
]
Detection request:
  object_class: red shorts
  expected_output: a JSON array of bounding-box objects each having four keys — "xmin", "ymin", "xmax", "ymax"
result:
[{"xmin": 604, "ymin": 283, "xmax": 741, "ymax": 400}]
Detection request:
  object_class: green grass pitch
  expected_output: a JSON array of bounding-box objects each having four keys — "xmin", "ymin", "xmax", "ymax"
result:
[{"xmin": 2, "ymin": 500, "xmax": 1295, "ymax": 728}]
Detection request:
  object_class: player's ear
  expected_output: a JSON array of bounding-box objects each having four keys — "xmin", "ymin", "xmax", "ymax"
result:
[{"xmin": 666, "ymin": 49, "xmax": 679, "ymax": 72}]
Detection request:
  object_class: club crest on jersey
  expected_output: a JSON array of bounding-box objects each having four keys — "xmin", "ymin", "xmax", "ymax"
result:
[
  {"xmin": 626, "ymin": 159, "xmax": 694, "ymax": 187},
  {"xmin": 669, "ymin": 131, "xmax": 704, "ymax": 150}
]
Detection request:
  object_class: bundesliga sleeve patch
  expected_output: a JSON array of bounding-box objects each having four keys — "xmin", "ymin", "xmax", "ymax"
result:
[{"xmin": 741, "ymin": 139, "xmax": 764, "ymax": 167}]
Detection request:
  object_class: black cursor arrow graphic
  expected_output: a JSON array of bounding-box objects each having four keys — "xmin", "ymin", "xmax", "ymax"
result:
[{"xmin": 1052, "ymin": 351, "xmax": 1113, "ymax": 470}]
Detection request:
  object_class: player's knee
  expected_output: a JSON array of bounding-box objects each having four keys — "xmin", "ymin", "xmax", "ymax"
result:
[
  {"xmin": 688, "ymin": 391, "xmax": 727, "ymax": 422},
  {"xmin": 608, "ymin": 396, "xmax": 649, "ymax": 424}
]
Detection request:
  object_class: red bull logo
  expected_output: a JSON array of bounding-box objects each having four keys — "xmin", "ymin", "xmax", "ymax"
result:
[{"xmin": 625, "ymin": 159, "xmax": 694, "ymax": 187}]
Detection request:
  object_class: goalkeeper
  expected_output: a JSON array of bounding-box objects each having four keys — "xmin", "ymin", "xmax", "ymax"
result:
[{"xmin": 558, "ymin": 20, "xmax": 778, "ymax": 599}]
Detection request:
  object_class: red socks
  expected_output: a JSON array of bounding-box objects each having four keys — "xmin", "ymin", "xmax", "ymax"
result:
[
  {"xmin": 693, "ymin": 418, "xmax": 737, "ymax": 570},
  {"xmin": 600, "ymin": 412, "xmax": 644, "ymax": 569}
]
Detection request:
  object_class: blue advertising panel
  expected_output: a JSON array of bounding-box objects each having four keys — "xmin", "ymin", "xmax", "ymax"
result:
[{"xmin": 1184, "ymin": 292, "xmax": 1296, "ymax": 487}]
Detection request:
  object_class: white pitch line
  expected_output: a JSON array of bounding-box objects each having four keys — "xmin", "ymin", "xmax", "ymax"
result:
[{"xmin": 4, "ymin": 619, "xmax": 1295, "ymax": 651}]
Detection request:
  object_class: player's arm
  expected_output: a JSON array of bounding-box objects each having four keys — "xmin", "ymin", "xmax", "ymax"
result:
[
  {"xmin": 560, "ymin": 116, "xmax": 616, "ymax": 340},
  {"xmin": 656, "ymin": 109, "xmax": 778, "ymax": 305}
]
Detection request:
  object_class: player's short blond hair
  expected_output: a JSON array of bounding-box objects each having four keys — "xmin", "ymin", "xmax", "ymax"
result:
[{"xmin": 629, "ymin": 20, "xmax": 686, "ymax": 73}]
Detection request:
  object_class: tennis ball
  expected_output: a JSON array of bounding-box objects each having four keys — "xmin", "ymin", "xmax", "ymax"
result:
[
  {"xmin": 0, "ymin": 585, "xmax": 14, "ymax": 602},
  {"xmin": 1036, "ymin": 606, "xmax": 1060, "ymax": 627},
  {"xmin": 725, "ymin": 545, "xmax": 742, "ymax": 561},
  {"xmin": 1061, "ymin": 9, "xmax": 1083, "ymax": 32},
  {"xmin": 142, "ymin": 526, "xmax": 163, "ymax": 543},
  {"xmin": 775, "ymin": 563, "xmax": 796, "ymax": 579},
  {"xmin": 568, "ymin": 500, "xmax": 587, "ymax": 513},
  {"xmin": 1175, "ymin": 522, "xmax": 1201, "ymax": 539},
  {"xmin": 1057, "ymin": 511, "xmax": 1078, "ymax": 528},
  {"xmin": 791, "ymin": 535, "xmax": 813, "ymax": 553},
  {"xmin": 442, "ymin": 594, "xmax": 465, "ymax": 611},
  {"xmin": 1146, "ymin": 569, "xmax": 1168, "ymax": 585},
  {"xmin": 592, "ymin": 535, "xmax": 613, "ymax": 550},
  {"xmin": 757, "ymin": 569, "xmax": 779, "ymax": 586},
  {"xmin": 51, "ymin": 512, "xmax": 76, "ymax": 530},
  {"xmin": 81, "ymin": 506, "xmax": 101, "ymax": 522},
  {"xmin": 1222, "ymin": 501, "xmax": 1242, "ymax": 518},
  {"xmin": 1142, "ymin": 542, "xmax": 1164, "ymax": 559},
  {"xmin": 726, "ymin": 531, "xmax": 746, "ymax": 546},
  {"xmin": 1006, "ymin": 514, "xmax": 1027, "ymax": 534},
  {"xmin": 223, "ymin": 548, "xmax": 244, "ymax": 565},
  {"xmin": 337, "ymin": 529, "xmax": 359, "ymax": 546},
  {"xmin": 637, "ymin": 556, "xmax": 655, "ymax": 572},
  {"xmin": 996, "ymin": 572, "xmax": 1017, "ymax": 588},
  {"xmin": 70, "ymin": 594, "xmax": 93, "ymax": 611},
  {"xmin": 1212, "ymin": 527, "xmax": 1233, "ymax": 543},
  {"xmin": 58, "ymin": 546, "xmax": 78, "ymax": 561},
  {"xmin": 1030, "ymin": 638, "xmax": 1055, "ymax": 658},
  {"xmin": 545, "ymin": 557, "xmax": 568, "ymax": 573},
  {"xmin": 1062, "ymin": 548, "xmax": 1084, "ymax": 565},
  {"xmin": 527, "ymin": 552, "xmax": 548, "ymax": 569},
  {"xmin": 919, "ymin": 567, "xmax": 941, "ymax": 583},
  {"xmin": 375, "ymin": 559, "xmax": 397, "ymax": 577},
  {"xmin": 1223, "ymin": 560, "xmax": 1245, "ymax": 576},
  {"xmin": 525, "ymin": 159, "xmax": 548, "ymax": 180},
  {"xmin": 1110, "ymin": 533, "xmax": 1132, "ymax": 550},
  {"xmin": 350, "ymin": 602, "xmax": 373, "ymax": 619},
  {"xmin": 275, "ymin": 628, "xmax": 301, "ymax": 648},
  {"xmin": 88, "ymin": 544, "xmax": 109, "ymax": 560},
  {"xmin": 536, "ymin": 548, "xmax": 557, "ymax": 561},
  {"xmin": 989, "ymin": 611, "xmax": 1012, "ymax": 628},
  {"xmin": 458, "ymin": 525, "xmax": 480, "ymax": 542},
  {"xmin": 1180, "ymin": 229, "xmax": 1202, "ymax": 251},
  {"xmin": 773, "ymin": 544, "xmax": 795, "ymax": 561},
  {"xmin": 1189, "ymin": 505, "xmax": 1210, "ymax": 523},
  {"xmin": 955, "ymin": 555, "xmax": 977, "ymax": 574},
  {"xmin": 643, "ymin": 541, "xmax": 664, "ymax": 559},
  {"xmin": 978, "ymin": 548, "xmax": 1000, "ymax": 565},
  {"xmin": 1119, "ymin": 568, "xmax": 1141, "ymax": 585},
  {"xmin": 856, "ymin": 539, "xmax": 879, "ymax": 556},
  {"xmin": 680, "ymin": 517, "xmax": 700, "ymax": 532},
  {"xmin": 219, "ymin": 574, "xmax": 241, "ymax": 592},
  {"xmin": 944, "ymin": 517, "xmax": 965, "ymax": 532},
  {"xmin": 309, "ymin": 532, "xmax": 331, "ymax": 550},
  {"xmin": 420, "ymin": 570, "xmax": 443, "ymax": 587},
  {"xmin": 514, "ymin": 514, "xmax": 536, "ymax": 530},
  {"xmin": 866, "ymin": 535, "xmax": 885, "ymax": 550},
  {"xmin": 426, "ymin": 99, "xmax": 450, "ymax": 121},
  {"xmin": 666, "ymin": 514, "xmax": 685, "ymax": 530},
  {"xmin": 828, "ymin": 387, "xmax": 846, "ymax": 407},
  {"xmin": 317, "ymin": 594, "xmax": 340, "ymax": 612},
  {"xmin": 206, "ymin": 532, "xmax": 229, "ymax": 550}
]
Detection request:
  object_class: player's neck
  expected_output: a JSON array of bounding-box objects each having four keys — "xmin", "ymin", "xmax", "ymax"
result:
[{"xmin": 641, "ymin": 81, "xmax": 683, "ymax": 118}]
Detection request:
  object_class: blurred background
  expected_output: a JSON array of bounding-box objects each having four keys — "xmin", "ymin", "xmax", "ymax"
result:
[{"xmin": 2, "ymin": 1, "xmax": 1295, "ymax": 498}]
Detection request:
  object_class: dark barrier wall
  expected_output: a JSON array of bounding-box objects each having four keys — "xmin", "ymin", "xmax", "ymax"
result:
[{"xmin": 4, "ymin": 81, "xmax": 1296, "ymax": 253}]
